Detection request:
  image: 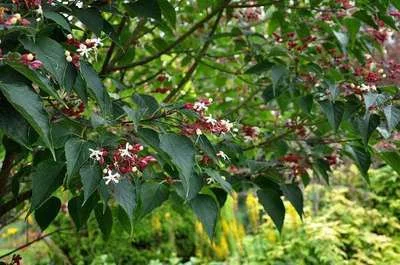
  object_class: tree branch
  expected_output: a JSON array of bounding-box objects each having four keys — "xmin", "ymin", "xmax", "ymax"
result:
[
  {"xmin": 0, "ymin": 190, "xmax": 32, "ymax": 219},
  {"xmin": 163, "ymin": 5, "xmax": 228, "ymax": 103},
  {"xmin": 0, "ymin": 150, "xmax": 16, "ymax": 197},
  {"xmin": 100, "ymin": 16, "xmax": 128, "ymax": 75},
  {"xmin": 0, "ymin": 227, "xmax": 72, "ymax": 260},
  {"xmin": 107, "ymin": 2, "xmax": 230, "ymax": 73}
]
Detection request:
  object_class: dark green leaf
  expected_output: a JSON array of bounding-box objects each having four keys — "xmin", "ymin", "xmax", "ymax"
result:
[
  {"xmin": 31, "ymin": 160, "xmax": 65, "ymax": 210},
  {"xmin": 319, "ymin": 100, "xmax": 344, "ymax": 131},
  {"xmin": 158, "ymin": 0, "xmax": 176, "ymax": 27},
  {"xmin": 80, "ymin": 62, "xmax": 112, "ymax": 114},
  {"xmin": 95, "ymin": 203, "xmax": 113, "ymax": 241},
  {"xmin": 0, "ymin": 81, "xmax": 54, "ymax": 157},
  {"xmin": 281, "ymin": 184, "xmax": 303, "ymax": 219},
  {"xmin": 159, "ymin": 134, "xmax": 195, "ymax": 198},
  {"xmin": 138, "ymin": 182, "xmax": 169, "ymax": 217},
  {"xmin": 204, "ymin": 168, "xmax": 232, "ymax": 193},
  {"xmin": 190, "ymin": 194, "xmax": 219, "ymax": 238},
  {"xmin": 68, "ymin": 194, "xmax": 97, "ymax": 231},
  {"xmin": 245, "ymin": 60, "xmax": 273, "ymax": 74},
  {"xmin": 65, "ymin": 138, "xmax": 90, "ymax": 179},
  {"xmin": 257, "ymin": 188, "xmax": 285, "ymax": 232},
  {"xmin": 44, "ymin": 11, "xmax": 71, "ymax": 32},
  {"xmin": 127, "ymin": 0, "xmax": 162, "ymax": 20},
  {"xmin": 345, "ymin": 145, "xmax": 371, "ymax": 183},
  {"xmin": 114, "ymin": 179, "xmax": 136, "ymax": 218},
  {"xmin": 34, "ymin": 196, "xmax": 61, "ymax": 231},
  {"xmin": 80, "ymin": 163, "xmax": 102, "ymax": 203},
  {"xmin": 354, "ymin": 114, "xmax": 380, "ymax": 145}
]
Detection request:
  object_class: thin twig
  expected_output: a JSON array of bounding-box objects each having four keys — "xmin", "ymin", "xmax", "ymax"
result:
[
  {"xmin": 0, "ymin": 227, "xmax": 72, "ymax": 260},
  {"xmin": 163, "ymin": 4, "xmax": 229, "ymax": 103},
  {"xmin": 107, "ymin": 2, "xmax": 230, "ymax": 73}
]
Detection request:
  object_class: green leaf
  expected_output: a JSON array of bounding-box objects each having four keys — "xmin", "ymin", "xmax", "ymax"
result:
[
  {"xmin": 31, "ymin": 160, "xmax": 65, "ymax": 210},
  {"xmin": 354, "ymin": 114, "xmax": 380, "ymax": 145},
  {"xmin": 245, "ymin": 60, "xmax": 273, "ymax": 74},
  {"xmin": 68, "ymin": 194, "xmax": 97, "ymax": 231},
  {"xmin": 198, "ymin": 135, "xmax": 218, "ymax": 162},
  {"xmin": 298, "ymin": 95, "xmax": 313, "ymax": 114},
  {"xmin": 123, "ymin": 106, "xmax": 145, "ymax": 131},
  {"xmin": 65, "ymin": 138, "xmax": 90, "ymax": 179},
  {"xmin": 190, "ymin": 194, "xmax": 219, "ymax": 238},
  {"xmin": 21, "ymin": 37, "xmax": 68, "ymax": 87},
  {"xmin": 158, "ymin": 0, "xmax": 176, "ymax": 27},
  {"xmin": 132, "ymin": 94, "xmax": 159, "ymax": 117},
  {"xmin": 0, "ymin": 101, "xmax": 34, "ymax": 148},
  {"xmin": 159, "ymin": 134, "xmax": 195, "ymax": 198},
  {"xmin": 80, "ymin": 62, "xmax": 112, "ymax": 115},
  {"xmin": 80, "ymin": 163, "xmax": 102, "ymax": 204},
  {"xmin": 345, "ymin": 145, "xmax": 371, "ymax": 183},
  {"xmin": 44, "ymin": 11, "xmax": 71, "ymax": 32},
  {"xmin": 271, "ymin": 65, "xmax": 287, "ymax": 95},
  {"xmin": 383, "ymin": 105, "xmax": 400, "ymax": 132},
  {"xmin": 204, "ymin": 168, "xmax": 232, "ymax": 193},
  {"xmin": 313, "ymin": 158, "xmax": 331, "ymax": 184},
  {"xmin": 138, "ymin": 182, "xmax": 169, "ymax": 218},
  {"xmin": 95, "ymin": 203, "xmax": 113, "ymax": 241},
  {"xmin": 281, "ymin": 184, "xmax": 303, "ymax": 219},
  {"xmin": 114, "ymin": 179, "xmax": 136, "ymax": 218},
  {"xmin": 353, "ymin": 10, "xmax": 378, "ymax": 29},
  {"xmin": 0, "ymin": 81, "xmax": 54, "ymax": 157},
  {"xmin": 257, "ymin": 188, "xmax": 285, "ymax": 232},
  {"xmin": 127, "ymin": 0, "xmax": 162, "ymax": 20},
  {"xmin": 343, "ymin": 17, "xmax": 360, "ymax": 45},
  {"xmin": 73, "ymin": 8, "xmax": 104, "ymax": 36},
  {"xmin": 319, "ymin": 100, "xmax": 344, "ymax": 131},
  {"xmin": 378, "ymin": 151, "xmax": 400, "ymax": 175},
  {"xmin": 34, "ymin": 196, "xmax": 61, "ymax": 231},
  {"xmin": 7, "ymin": 61, "xmax": 64, "ymax": 103}
]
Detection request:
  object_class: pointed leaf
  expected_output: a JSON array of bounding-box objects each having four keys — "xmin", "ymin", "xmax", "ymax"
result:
[
  {"xmin": 384, "ymin": 105, "xmax": 400, "ymax": 132},
  {"xmin": 65, "ymin": 138, "xmax": 90, "ymax": 178},
  {"xmin": 0, "ymin": 82, "xmax": 54, "ymax": 157},
  {"xmin": 80, "ymin": 163, "xmax": 102, "ymax": 203},
  {"xmin": 319, "ymin": 100, "xmax": 344, "ymax": 131},
  {"xmin": 95, "ymin": 203, "xmax": 113, "ymax": 241},
  {"xmin": 160, "ymin": 134, "xmax": 195, "ymax": 198},
  {"xmin": 31, "ymin": 160, "xmax": 65, "ymax": 210},
  {"xmin": 257, "ymin": 188, "xmax": 285, "ymax": 232},
  {"xmin": 345, "ymin": 145, "xmax": 371, "ymax": 183},
  {"xmin": 114, "ymin": 179, "xmax": 136, "ymax": 218},
  {"xmin": 138, "ymin": 182, "xmax": 169, "ymax": 218},
  {"xmin": 34, "ymin": 196, "xmax": 61, "ymax": 231},
  {"xmin": 354, "ymin": 114, "xmax": 380, "ymax": 145},
  {"xmin": 190, "ymin": 194, "xmax": 219, "ymax": 239},
  {"xmin": 80, "ymin": 62, "xmax": 112, "ymax": 114},
  {"xmin": 281, "ymin": 184, "xmax": 303, "ymax": 219}
]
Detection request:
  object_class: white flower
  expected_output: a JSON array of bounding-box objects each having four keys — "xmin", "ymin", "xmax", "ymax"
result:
[
  {"xmin": 91, "ymin": 38, "xmax": 103, "ymax": 47},
  {"xmin": 196, "ymin": 128, "xmax": 202, "ymax": 135},
  {"xmin": 89, "ymin": 148, "xmax": 103, "ymax": 161},
  {"xmin": 119, "ymin": 142, "xmax": 133, "ymax": 158},
  {"xmin": 217, "ymin": 150, "xmax": 230, "ymax": 160},
  {"xmin": 36, "ymin": 5, "xmax": 43, "ymax": 16},
  {"xmin": 206, "ymin": 177, "xmax": 215, "ymax": 185},
  {"xmin": 204, "ymin": 115, "xmax": 217, "ymax": 125},
  {"xmin": 103, "ymin": 170, "xmax": 120, "ymax": 185},
  {"xmin": 77, "ymin": 44, "xmax": 91, "ymax": 58},
  {"xmin": 193, "ymin": 101, "xmax": 208, "ymax": 112},
  {"xmin": 220, "ymin": 119, "xmax": 234, "ymax": 133},
  {"xmin": 75, "ymin": 1, "xmax": 83, "ymax": 8}
]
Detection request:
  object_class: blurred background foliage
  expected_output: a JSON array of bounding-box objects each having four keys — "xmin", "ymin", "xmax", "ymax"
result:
[{"xmin": 1, "ymin": 164, "xmax": 400, "ymax": 264}]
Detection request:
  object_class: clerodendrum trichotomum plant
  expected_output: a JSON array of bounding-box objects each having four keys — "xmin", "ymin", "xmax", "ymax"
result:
[{"xmin": 0, "ymin": 0, "xmax": 400, "ymax": 243}]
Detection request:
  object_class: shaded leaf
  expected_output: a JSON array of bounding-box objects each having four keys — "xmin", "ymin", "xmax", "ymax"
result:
[
  {"xmin": 257, "ymin": 188, "xmax": 285, "ymax": 232},
  {"xmin": 190, "ymin": 194, "xmax": 219, "ymax": 238}
]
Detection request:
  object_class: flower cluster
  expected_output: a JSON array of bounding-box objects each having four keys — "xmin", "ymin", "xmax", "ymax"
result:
[
  {"xmin": 20, "ymin": 53, "xmax": 43, "ymax": 69},
  {"xmin": 1, "ymin": 13, "xmax": 30, "ymax": 26},
  {"xmin": 280, "ymin": 153, "xmax": 309, "ymax": 178},
  {"xmin": 182, "ymin": 99, "xmax": 234, "ymax": 136},
  {"xmin": 65, "ymin": 34, "xmax": 102, "ymax": 67},
  {"xmin": 285, "ymin": 118, "xmax": 307, "ymax": 138},
  {"xmin": 89, "ymin": 142, "xmax": 156, "ymax": 185},
  {"xmin": 241, "ymin": 125, "xmax": 260, "ymax": 142},
  {"xmin": 236, "ymin": 3, "xmax": 265, "ymax": 24}
]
